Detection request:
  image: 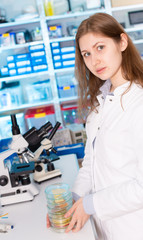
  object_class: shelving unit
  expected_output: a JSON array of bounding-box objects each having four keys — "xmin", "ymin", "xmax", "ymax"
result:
[{"xmin": 0, "ymin": 0, "xmax": 143, "ymax": 136}]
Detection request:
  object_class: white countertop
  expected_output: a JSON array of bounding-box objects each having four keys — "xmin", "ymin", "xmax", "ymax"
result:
[{"xmin": 0, "ymin": 154, "xmax": 97, "ymax": 240}]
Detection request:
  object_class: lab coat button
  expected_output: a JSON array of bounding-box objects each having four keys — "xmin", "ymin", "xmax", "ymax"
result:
[
  {"xmin": 98, "ymin": 127, "xmax": 100, "ymax": 130},
  {"xmin": 109, "ymin": 99, "xmax": 113, "ymax": 101}
]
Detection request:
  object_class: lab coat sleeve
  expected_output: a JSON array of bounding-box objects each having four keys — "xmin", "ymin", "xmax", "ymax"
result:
[
  {"xmin": 72, "ymin": 116, "xmax": 93, "ymax": 197},
  {"xmin": 92, "ymin": 105, "xmax": 143, "ymax": 221}
]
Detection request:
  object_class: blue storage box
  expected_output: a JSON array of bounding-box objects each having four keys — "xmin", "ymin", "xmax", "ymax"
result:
[
  {"xmin": 53, "ymin": 55, "xmax": 61, "ymax": 62},
  {"xmin": 32, "ymin": 64, "xmax": 48, "ymax": 72},
  {"xmin": 52, "ymin": 48, "xmax": 61, "ymax": 55},
  {"xmin": 17, "ymin": 66, "xmax": 32, "ymax": 75},
  {"xmin": 9, "ymin": 68, "xmax": 17, "ymax": 76},
  {"xmin": 61, "ymin": 46, "xmax": 75, "ymax": 54},
  {"xmin": 53, "ymin": 61, "xmax": 62, "ymax": 69},
  {"xmin": 51, "ymin": 42, "xmax": 60, "ymax": 49},
  {"xmin": 29, "ymin": 44, "xmax": 45, "ymax": 52},
  {"xmin": 31, "ymin": 57, "xmax": 47, "ymax": 66},
  {"xmin": 30, "ymin": 51, "xmax": 45, "ymax": 59},
  {"xmin": 61, "ymin": 53, "xmax": 75, "ymax": 60},
  {"xmin": 15, "ymin": 53, "xmax": 30, "ymax": 61},
  {"xmin": 7, "ymin": 55, "xmax": 15, "ymax": 63},
  {"xmin": 62, "ymin": 60, "xmax": 75, "ymax": 68},
  {"xmin": 16, "ymin": 60, "xmax": 31, "ymax": 68},
  {"xmin": 7, "ymin": 62, "xmax": 16, "ymax": 69},
  {"xmin": 55, "ymin": 143, "xmax": 84, "ymax": 159},
  {"xmin": 0, "ymin": 66, "xmax": 9, "ymax": 76}
]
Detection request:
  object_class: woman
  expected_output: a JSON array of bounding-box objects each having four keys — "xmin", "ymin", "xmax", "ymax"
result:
[{"xmin": 47, "ymin": 13, "xmax": 143, "ymax": 239}]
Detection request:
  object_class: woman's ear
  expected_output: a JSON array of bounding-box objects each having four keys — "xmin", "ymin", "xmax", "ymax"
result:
[{"xmin": 120, "ymin": 33, "xmax": 128, "ymax": 52}]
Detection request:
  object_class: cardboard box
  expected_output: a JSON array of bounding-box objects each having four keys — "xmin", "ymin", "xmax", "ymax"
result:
[{"xmin": 111, "ymin": 0, "xmax": 143, "ymax": 7}]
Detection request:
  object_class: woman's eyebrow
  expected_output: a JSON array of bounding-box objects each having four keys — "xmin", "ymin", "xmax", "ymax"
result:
[{"xmin": 81, "ymin": 41, "xmax": 104, "ymax": 53}]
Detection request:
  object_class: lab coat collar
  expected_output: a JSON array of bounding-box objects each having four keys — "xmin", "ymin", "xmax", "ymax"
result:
[
  {"xmin": 98, "ymin": 80, "xmax": 133, "ymax": 100},
  {"xmin": 113, "ymin": 81, "xmax": 131, "ymax": 96},
  {"xmin": 97, "ymin": 79, "xmax": 112, "ymax": 105}
]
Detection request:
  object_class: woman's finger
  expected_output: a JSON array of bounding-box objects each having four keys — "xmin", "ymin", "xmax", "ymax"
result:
[
  {"xmin": 47, "ymin": 214, "xmax": 50, "ymax": 228},
  {"xmin": 64, "ymin": 203, "xmax": 77, "ymax": 218},
  {"xmin": 72, "ymin": 221, "xmax": 82, "ymax": 233},
  {"xmin": 65, "ymin": 216, "xmax": 77, "ymax": 233}
]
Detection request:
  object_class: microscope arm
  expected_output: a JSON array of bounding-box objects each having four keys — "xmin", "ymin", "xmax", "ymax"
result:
[{"xmin": 34, "ymin": 138, "xmax": 52, "ymax": 161}]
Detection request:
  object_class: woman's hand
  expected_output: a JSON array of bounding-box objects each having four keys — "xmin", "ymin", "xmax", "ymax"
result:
[
  {"xmin": 64, "ymin": 197, "xmax": 90, "ymax": 233},
  {"xmin": 47, "ymin": 214, "xmax": 51, "ymax": 228}
]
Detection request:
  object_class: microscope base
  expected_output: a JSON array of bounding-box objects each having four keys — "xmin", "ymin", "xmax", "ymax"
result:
[
  {"xmin": 0, "ymin": 184, "xmax": 39, "ymax": 206},
  {"xmin": 34, "ymin": 169, "xmax": 62, "ymax": 183}
]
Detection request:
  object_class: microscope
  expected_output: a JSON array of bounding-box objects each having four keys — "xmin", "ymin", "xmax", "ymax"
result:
[
  {"xmin": 24, "ymin": 121, "xmax": 62, "ymax": 183},
  {"xmin": 0, "ymin": 115, "xmax": 39, "ymax": 206}
]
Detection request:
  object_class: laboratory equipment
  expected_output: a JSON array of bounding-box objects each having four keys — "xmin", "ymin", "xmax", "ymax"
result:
[
  {"xmin": 0, "ymin": 115, "xmax": 39, "ymax": 206},
  {"xmin": 45, "ymin": 183, "xmax": 73, "ymax": 232},
  {"xmin": 24, "ymin": 121, "xmax": 62, "ymax": 183},
  {"xmin": 0, "ymin": 223, "xmax": 14, "ymax": 233}
]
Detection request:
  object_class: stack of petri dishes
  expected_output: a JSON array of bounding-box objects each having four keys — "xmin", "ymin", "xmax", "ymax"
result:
[{"xmin": 45, "ymin": 183, "xmax": 73, "ymax": 232}]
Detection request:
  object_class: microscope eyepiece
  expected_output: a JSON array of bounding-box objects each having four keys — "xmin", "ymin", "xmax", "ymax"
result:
[
  {"xmin": 11, "ymin": 114, "xmax": 20, "ymax": 135},
  {"xmin": 38, "ymin": 122, "xmax": 53, "ymax": 138},
  {"xmin": 48, "ymin": 122, "xmax": 61, "ymax": 140}
]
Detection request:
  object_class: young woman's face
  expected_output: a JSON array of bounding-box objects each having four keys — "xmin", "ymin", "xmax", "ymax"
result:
[{"xmin": 79, "ymin": 32, "xmax": 126, "ymax": 83}]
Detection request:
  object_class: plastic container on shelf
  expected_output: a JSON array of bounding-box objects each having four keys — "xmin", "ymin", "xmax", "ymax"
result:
[
  {"xmin": 25, "ymin": 79, "xmax": 53, "ymax": 103},
  {"xmin": 0, "ymin": 113, "xmax": 26, "ymax": 140},
  {"xmin": 61, "ymin": 103, "xmax": 80, "ymax": 126},
  {"xmin": 24, "ymin": 105, "xmax": 56, "ymax": 129},
  {"xmin": 45, "ymin": 183, "xmax": 73, "ymax": 233},
  {"xmin": 51, "ymin": 41, "xmax": 75, "ymax": 69},
  {"xmin": 56, "ymin": 74, "xmax": 77, "ymax": 98},
  {"xmin": 0, "ymin": 81, "xmax": 22, "ymax": 109}
]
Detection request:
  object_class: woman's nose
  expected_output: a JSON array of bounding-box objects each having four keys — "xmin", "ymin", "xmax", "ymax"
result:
[{"xmin": 91, "ymin": 54, "xmax": 100, "ymax": 66}]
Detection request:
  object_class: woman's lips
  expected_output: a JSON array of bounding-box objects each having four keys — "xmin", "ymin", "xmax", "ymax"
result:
[{"xmin": 96, "ymin": 67, "xmax": 106, "ymax": 74}]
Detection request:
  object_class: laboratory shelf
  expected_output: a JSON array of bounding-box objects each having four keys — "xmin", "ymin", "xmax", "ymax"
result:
[
  {"xmin": 133, "ymin": 39, "xmax": 143, "ymax": 44},
  {"xmin": 45, "ymin": 8, "xmax": 106, "ymax": 21},
  {"xmin": 0, "ymin": 100, "xmax": 54, "ymax": 117},
  {"xmin": 111, "ymin": 4, "xmax": 143, "ymax": 12},
  {"xmin": 54, "ymin": 67, "xmax": 75, "ymax": 74},
  {"xmin": 49, "ymin": 36, "xmax": 75, "ymax": 43},
  {"xmin": 0, "ymin": 40, "xmax": 44, "ymax": 51},
  {"xmin": 59, "ymin": 96, "xmax": 78, "ymax": 104},
  {"xmin": 0, "ymin": 17, "xmax": 40, "ymax": 29},
  {"xmin": 125, "ymin": 26, "xmax": 143, "ymax": 33},
  {"xmin": 0, "ymin": 71, "xmax": 49, "ymax": 83}
]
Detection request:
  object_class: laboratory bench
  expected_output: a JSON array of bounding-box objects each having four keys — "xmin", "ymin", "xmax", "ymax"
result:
[{"xmin": 0, "ymin": 154, "xmax": 97, "ymax": 240}]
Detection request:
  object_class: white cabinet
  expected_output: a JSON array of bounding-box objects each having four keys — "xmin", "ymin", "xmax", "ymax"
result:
[
  {"xmin": 109, "ymin": 1, "xmax": 143, "ymax": 54},
  {"xmin": 0, "ymin": 0, "xmax": 143, "ymax": 131},
  {"xmin": 0, "ymin": 0, "xmax": 107, "ymax": 128}
]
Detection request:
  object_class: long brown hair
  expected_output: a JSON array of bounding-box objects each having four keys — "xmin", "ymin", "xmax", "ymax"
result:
[{"xmin": 75, "ymin": 13, "xmax": 143, "ymax": 117}]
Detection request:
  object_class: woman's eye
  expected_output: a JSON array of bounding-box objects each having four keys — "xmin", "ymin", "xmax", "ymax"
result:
[
  {"xmin": 83, "ymin": 52, "xmax": 90, "ymax": 57},
  {"xmin": 97, "ymin": 45, "xmax": 104, "ymax": 51}
]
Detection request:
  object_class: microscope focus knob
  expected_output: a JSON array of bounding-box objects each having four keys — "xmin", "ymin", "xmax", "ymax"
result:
[
  {"xmin": 0, "ymin": 175, "xmax": 9, "ymax": 186},
  {"xmin": 35, "ymin": 164, "xmax": 43, "ymax": 172},
  {"xmin": 47, "ymin": 162, "xmax": 55, "ymax": 171}
]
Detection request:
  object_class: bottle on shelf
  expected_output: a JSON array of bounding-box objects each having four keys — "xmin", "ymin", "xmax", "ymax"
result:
[{"xmin": 44, "ymin": 0, "xmax": 54, "ymax": 16}]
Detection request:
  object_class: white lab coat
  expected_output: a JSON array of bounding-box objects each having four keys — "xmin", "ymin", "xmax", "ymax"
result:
[{"xmin": 72, "ymin": 82, "xmax": 143, "ymax": 240}]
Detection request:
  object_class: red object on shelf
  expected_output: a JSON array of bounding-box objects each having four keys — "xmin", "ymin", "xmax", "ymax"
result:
[
  {"xmin": 25, "ymin": 105, "xmax": 55, "ymax": 118},
  {"xmin": 24, "ymin": 105, "xmax": 56, "ymax": 129}
]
